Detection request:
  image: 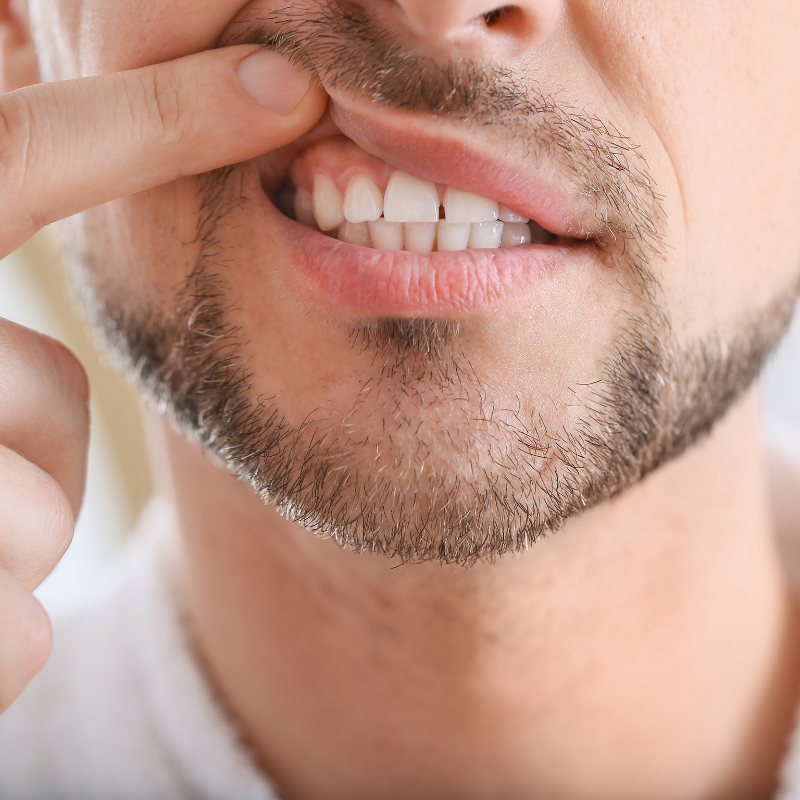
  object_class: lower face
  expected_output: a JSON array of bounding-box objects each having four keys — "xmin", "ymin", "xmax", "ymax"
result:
[{"xmin": 52, "ymin": 0, "xmax": 800, "ymax": 563}]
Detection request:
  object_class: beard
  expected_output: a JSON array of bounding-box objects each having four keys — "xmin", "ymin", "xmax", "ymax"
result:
[{"xmin": 70, "ymin": 2, "xmax": 798, "ymax": 564}]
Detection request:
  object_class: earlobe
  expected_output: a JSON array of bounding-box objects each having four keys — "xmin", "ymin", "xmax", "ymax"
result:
[{"xmin": 0, "ymin": 0, "xmax": 40, "ymax": 93}]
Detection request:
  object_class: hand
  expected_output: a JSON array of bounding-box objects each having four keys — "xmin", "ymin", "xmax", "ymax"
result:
[{"xmin": 0, "ymin": 45, "xmax": 327, "ymax": 712}]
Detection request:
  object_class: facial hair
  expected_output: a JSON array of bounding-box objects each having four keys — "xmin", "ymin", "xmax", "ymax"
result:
[{"xmin": 72, "ymin": 1, "xmax": 798, "ymax": 564}]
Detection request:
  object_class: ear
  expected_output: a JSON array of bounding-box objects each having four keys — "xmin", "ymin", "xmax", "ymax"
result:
[{"xmin": 0, "ymin": 0, "xmax": 40, "ymax": 93}]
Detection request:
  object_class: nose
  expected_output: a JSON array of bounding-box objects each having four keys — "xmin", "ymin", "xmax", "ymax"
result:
[{"xmin": 389, "ymin": 0, "xmax": 562, "ymax": 52}]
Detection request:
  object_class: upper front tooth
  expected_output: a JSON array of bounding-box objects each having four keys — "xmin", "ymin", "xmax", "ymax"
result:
[
  {"xmin": 498, "ymin": 203, "xmax": 530, "ymax": 223},
  {"xmin": 313, "ymin": 174, "xmax": 345, "ymax": 231},
  {"xmin": 343, "ymin": 175, "xmax": 384, "ymax": 223},
  {"xmin": 383, "ymin": 171, "xmax": 439, "ymax": 223},
  {"xmin": 444, "ymin": 187, "xmax": 498, "ymax": 223}
]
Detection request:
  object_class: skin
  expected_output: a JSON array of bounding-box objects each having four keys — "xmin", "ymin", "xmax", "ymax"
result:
[
  {"xmin": 2, "ymin": 0, "xmax": 800, "ymax": 798},
  {"xmin": 0, "ymin": 0, "xmax": 328, "ymax": 717}
]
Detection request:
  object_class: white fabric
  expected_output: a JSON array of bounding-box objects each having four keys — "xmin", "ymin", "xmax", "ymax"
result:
[
  {"xmin": 3, "ymin": 490, "xmax": 800, "ymax": 797},
  {"xmin": 768, "ymin": 417, "xmax": 800, "ymax": 799},
  {"xmin": 0, "ymin": 500, "xmax": 276, "ymax": 800}
]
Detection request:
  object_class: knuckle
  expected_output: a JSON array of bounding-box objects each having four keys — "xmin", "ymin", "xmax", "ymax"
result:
[
  {"xmin": 130, "ymin": 65, "xmax": 188, "ymax": 146},
  {"xmin": 0, "ymin": 94, "xmax": 30, "ymax": 187},
  {"xmin": 0, "ymin": 324, "xmax": 89, "ymax": 515},
  {"xmin": 0, "ymin": 93, "xmax": 40, "ymax": 243},
  {"xmin": 0, "ymin": 322, "xmax": 90, "ymax": 418},
  {"xmin": 0, "ymin": 447, "xmax": 75, "ymax": 587},
  {"xmin": 43, "ymin": 336, "xmax": 91, "ymax": 412}
]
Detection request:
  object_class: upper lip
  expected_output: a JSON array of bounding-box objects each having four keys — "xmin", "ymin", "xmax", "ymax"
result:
[
  {"xmin": 256, "ymin": 90, "xmax": 601, "ymax": 244},
  {"xmin": 325, "ymin": 93, "xmax": 598, "ymax": 241}
]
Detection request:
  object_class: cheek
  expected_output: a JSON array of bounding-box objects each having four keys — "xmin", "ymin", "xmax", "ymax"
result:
[
  {"xmin": 568, "ymin": 0, "xmax": 800, "ymax": 330},
  {"xmin": 70, "ymin": 178, "xmax": 203, "ymax": 312}
]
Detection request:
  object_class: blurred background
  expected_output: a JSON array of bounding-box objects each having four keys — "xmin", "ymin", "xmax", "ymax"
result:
[
  {"xmin": 0, "ymin": 230, "xmax": 153, "ymax": 613},
  {"xmin": 1, "ymin": 229, "xmax": 800, "ymax": 614}
]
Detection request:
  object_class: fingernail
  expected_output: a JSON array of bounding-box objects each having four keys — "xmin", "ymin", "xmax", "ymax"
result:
[{"xmin": 237, "ymin": 50, "xmax": 310, "ymax": 115}]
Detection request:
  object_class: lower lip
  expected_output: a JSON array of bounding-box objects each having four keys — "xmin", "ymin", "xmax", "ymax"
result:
[{"xmin": 254, "ymin": 187, "xmax": 593, "ymax": 318}]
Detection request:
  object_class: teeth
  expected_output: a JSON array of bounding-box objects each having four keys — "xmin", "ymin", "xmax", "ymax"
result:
[
  {"xmin": 498, "ymin": 203, "xmax": 530, "ymax": 223},
  {"xmin": 338, "ymin": 220, "xmax": 372, "ymax": 247},
  {"xmin": 500, "ymin": 221, "xmax": 532, "ymax": 248},
  {"xmin": 343, "ymin": 175, "xmax": 383, "ymax": 223},
  {"xmin": 368, "ymin": 219, "xmax": 404, "ymax": 251},
  {"xmin": 313, "ymin": 174, "xmax": 345, "ymax": 231},
  {"xmin": 383, "ymin": 172, "xmax": 439, "ymax": 223},
  {"xmin": 294, "ymin": 188, "xmax": 318, "ymax": 228},
  {"xmin": 436, "ymin": 221, "xmax": 471, "ymax": 252},
  {"xmin": 444, "ymin": 187, "xmax": 498, "ymax": 223},
  {"xmin": 301, "ymin": 170, "xmax": 555, "ymax": 252},
  {"xmin": 469, "ymin": 221, "xmax": 504, "ymax": 249},
  {"xmin": 403, "ymin": 222, "xmax": 437, "ymax": 253}
]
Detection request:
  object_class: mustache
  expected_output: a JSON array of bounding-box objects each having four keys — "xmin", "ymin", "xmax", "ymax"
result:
[
  {"xmin": 223, "ymin": 1, "xmax": 665, "ymax": 279},
  {"xmin": 227, "ymin": 1, "xmax": 525, "ymax": 119}
]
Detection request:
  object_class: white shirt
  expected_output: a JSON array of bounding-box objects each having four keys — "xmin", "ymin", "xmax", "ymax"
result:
[{"xmin": 3, "ymin": 497, "xmax": 800, "ymax": 799}]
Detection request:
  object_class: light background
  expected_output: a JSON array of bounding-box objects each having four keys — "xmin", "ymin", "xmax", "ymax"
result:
[
  {"xmin": 0, "ymin": 231, "xmax": 153, "ymax": 613},
  {"xmin": 1, "ymin": 230, "xmax": 799, "ymax": 613}
]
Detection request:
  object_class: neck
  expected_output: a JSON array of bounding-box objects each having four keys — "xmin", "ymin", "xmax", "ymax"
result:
[{"xmin": 158, "ymin": 392, "xmax": 800, "ymax": 800}]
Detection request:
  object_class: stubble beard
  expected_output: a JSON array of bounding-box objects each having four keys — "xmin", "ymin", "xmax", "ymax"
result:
[{"xmin": 70, "ymin": 2, "xmax": 799, "ymax": 564}]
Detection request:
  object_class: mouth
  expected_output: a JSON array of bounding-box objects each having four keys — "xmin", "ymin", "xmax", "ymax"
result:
[
  {"xmin": 279, "ymin": 134, "xmax": 558, "ymax": 252},
  {"xmin": 253, "ymin": 98, "xmax": 602, "ymax": 317}
]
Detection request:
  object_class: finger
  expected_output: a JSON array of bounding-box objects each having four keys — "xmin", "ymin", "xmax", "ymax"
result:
[
  {"xmin": 0, "ymin": 444, "xmax": 74, "ymax": 589},
  {"xmin": 0, "ymin": 567, "xmax": 51, "ymax": 713},
  {"xmin": 0, "ymin": 318, "xmax": 90, "ymax": 516},
  {"xmin": 0, "ymin": 45, "xmax": 328, "ymax": 256}
]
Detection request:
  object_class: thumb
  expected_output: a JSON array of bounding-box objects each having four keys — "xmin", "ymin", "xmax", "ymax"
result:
[{"xmin": 0, "ymin": 45, "xmax": 327, "ymax": 256}]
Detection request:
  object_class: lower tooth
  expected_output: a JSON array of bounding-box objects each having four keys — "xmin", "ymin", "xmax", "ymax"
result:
[
  {"xmin": 437, "ymin": 221, "xmax": 471, "ymax": 252},
  {"xmin": 368, "ymin": 219, "xmax": 404, "ymax": 251},
  {"xmin": 338, "ymin": 220, "xmax": 372, "ymax": 247},
  {"xmin": 500, "ymin": 221, "xmax": 532, "ymax": 247},
  {"xmin": 469, "ymin": 221, "xmax": 504, "ymax": 249},
  {"xmin": 404, "ymin": 222, "xmax": 437, "ymax": 253}
]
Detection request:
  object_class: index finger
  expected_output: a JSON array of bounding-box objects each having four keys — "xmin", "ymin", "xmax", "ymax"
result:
[{"xmin": 0, "ymin": 46, "xmax": 327, "ymax": 257}]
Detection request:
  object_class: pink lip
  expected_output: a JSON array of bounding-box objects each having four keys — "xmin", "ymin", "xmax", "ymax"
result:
[
  {"xmin": 252, "ymin": 188, "xmax": 596, "ymax": 317},
  {"xmin": 251, "ymin": 94, "xmax": 603, "ymax": 317}
]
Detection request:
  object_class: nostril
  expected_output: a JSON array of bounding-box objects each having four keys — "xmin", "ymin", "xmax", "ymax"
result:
[
  {"xmin": 480, "ymin": 5, "xmax": 537, "ymax": 40},
  {"xmin": 483, "ymin": 6, "xmax": 512, "ymax": 27}
]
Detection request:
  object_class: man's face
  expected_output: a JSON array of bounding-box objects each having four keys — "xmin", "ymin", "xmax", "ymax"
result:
[{"xmin": 29, "ymin": 0, "xmax": 800, "ymax": 561}]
